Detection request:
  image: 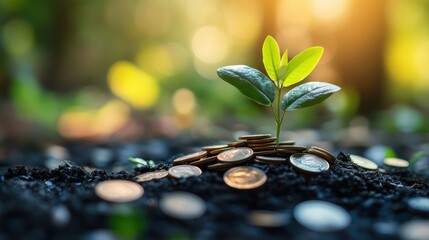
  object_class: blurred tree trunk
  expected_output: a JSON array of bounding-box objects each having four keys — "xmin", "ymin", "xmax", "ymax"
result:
[{"xmin": 335, "ymin": 0, "xmax": 386, "ymax": 115}]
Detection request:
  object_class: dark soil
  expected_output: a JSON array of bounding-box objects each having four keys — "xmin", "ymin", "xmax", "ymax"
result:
[{"xmin": 0, "ymin": 140, "xmax": 428, "ymax": 240}]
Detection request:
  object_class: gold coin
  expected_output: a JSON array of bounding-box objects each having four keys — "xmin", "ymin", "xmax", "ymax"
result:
[
  {"xmin": 160, "ymin": 191, "xmax": 206, "ymax": 220},
  {"xmin": 248, "ymin": 210, "xmax": 289, "ymax": 227},
  {"xmin": 207, "ymin": 162, "xmax": 237, "ymax": 171},
  {"xmin": 276, "ymin": 145, "xmax": 308, "ymax": 152},
  {"xmin": 201, "ymin": 144, "xmax": 229, "ymax": 151},
  {"xmin": 349, "ymin": 154, "xmax": 378, "ymax": 171},
  {"xmin": 384, "ymin": 158, "xmax": 409, "ymax": 168},
  {"xmin": 239, "ymin": 134, "xmax": 272, "ymax": 140},
  {"xmin": 168, "ymin": 165, "xmax": 202, "ymax": 178},
  {"xmin": 308, "ymin": 146, "xmax": 336, "ymax": 164},
  {"xmin": 134, "ymin": 170, "xmax": 169, "ymax": 182},
  {"xmin": 173, "ymin": 151, "xmax": 207, "ymax": 164},
  {"xmin": 223, "ymin": 166, "xmax": 267, "ymax": 189},
  {"xmin": 217, "ymin": 147, "xmax": 253, "ymax": 164},
  {"xmin": 255, "ymin": 155, "xmax": 287, "ymax": 164},
  {"xmin": 246, "ymin": 137, "xmax": 276, "ymax": 144},
  {"xmin": 227, "ymin": 141, "xmax": 247, "ymax": 147},
  {"xmin": 290, "ymin": 153, "xmax": 330, "ymax": 175},
  {"xmin": 254, "ymin": 150, "xmax": 277, "ymax": 156},
  {"xmin": 95, "ymin": 180, "xmax": 144, "ymax": 203},
  {"xmin": 210, "ymin": 147, "xmax": 234, "ymax": 155},
  {"xmin": 189, "ymin": 155, "xmax": 218, "ymax": 166}
]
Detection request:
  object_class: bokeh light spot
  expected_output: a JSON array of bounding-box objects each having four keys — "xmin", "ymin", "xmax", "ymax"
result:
[
  {"xmin": 172, "ymin": 88, "xmax": 196, "ymax": 115},
  {"xmin": 2, "ymin": 19, "xmax": 34, "ymax": 58},
  {"xmin": 108, "ymin": 61, "xmax": 160, "ymax": 109},
  {"xmin": 192, "ymin": 26, "xmax": 229, "ymax": 64}
]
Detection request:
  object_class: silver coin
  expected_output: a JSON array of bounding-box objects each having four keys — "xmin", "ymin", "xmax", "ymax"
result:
[
  {"xmin": 399, "ymin": 220, "xmax": 429, "ymax": 240},
  {"xmin": 290, "ymin": 153, "xmax": 330, "ymax": 174},
  {"xmin": 168, "ymin": 165, "xmax": 202, "ymax": 178},
  {"xmin": 293, "ymin": 200, "xmax": 351, "ymax": 232},
  {"xmin": 408, "ymin": 197, "xmax": 429, "ymax": 214},
  {"xmin": 160, "ymin": 191, "xmax": 206, "ymax": 220}
]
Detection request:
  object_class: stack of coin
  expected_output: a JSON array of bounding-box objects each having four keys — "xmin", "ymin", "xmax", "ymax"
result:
[{"xmin": 170, "ymin": 133, "xmax": 337, "ymax": 176}]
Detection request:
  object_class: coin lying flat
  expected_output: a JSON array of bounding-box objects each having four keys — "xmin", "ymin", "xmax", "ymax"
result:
[
  {"xmin": 223, "ymin": 166, "xmax": 267, "ymax": 189},
  {"xmin": 207, "ymin": 162, "xmax": 237, "ymax": 171},
  {"xmin": 246, "ymin": 137, "xmax": 276, "ymax": 144},
  {"xmin": 384, "ymin": 158, "xmax": 409, "ymax": 168},
  {"xmin": 95, "ymin": 180, "xmax": 144, "ymax": 203},
  {"xmin": 290, "ymin": 153, "xmax": 330, "ymax": 175},
  {"xmin": 349, "ymin": 154, "xmax": 378, "ymax": 171},
  {"xmin": 399, "ymin": 220, "xmax": 429, "ymax": 240},
  {"xmin": 278, "ymin": 140, "xmax": 296, "ymax": 145},
  {"xmin": 293, "ymin": 200, "xmax": 351, "ymax": 232},
  {"xmin": 254, "ymin": 150, "xmax": 277, "ymax": 156},
  {"xmin": 248, "ymin": 210, "xmax": 289, "ymax": 227},
  {"xmin": 189, "ymin": 155, "xmax": 218, "ymax": 166},
  {"xmin": 168, "ymin": 165, "xmax": 202, "ymax": 178},
  {"xmin": 255, "ymin": 155, "xmax": 287, "ymax": 164},
  {"xmin": 239, "ymin": 134, "xmax": 272, "ymax": 140},
  {"xmin": 160, "ymin": 192, "xmax": 206, "ymax": 220},
  {"xmin": 407, "ymin": 197, "xmax": 429, "ymax": 214},
  {"xmin": 134, "ymin": 170, "xmax": 169, "ymax": 182},
  {"xmin": 217, "ymin": 147, "xmax": 253, "ymax": 164},
  {"xmin": 210, "ymin": 147, "xmax": 234, "ymax": 155},
  {"xmin": 227, "ymin": 141, "xmax": 247, "ymax": 147},
  {"xmin": 173, "ymin": 151, "xmax": 207, "ymax": 164},
  {"xmin": 201, "ymin": 144, "xmax": 229, "ymax": 151}
]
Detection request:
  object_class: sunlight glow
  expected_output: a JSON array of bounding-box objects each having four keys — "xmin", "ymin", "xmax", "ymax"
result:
[
  {"xmin": 108, "ymin": 61, "xmax": 160, "ymax": 109},
  {"xmin": 172, "ymin": 88, "xmax": 196, "ymax": 115},
  {"xmin": 192, "ymin": 26, "xmax": 229, "ymax": 64},
  {"xmin": 311, "ymin": 0, "xmax": 349, "ymax": 22}
]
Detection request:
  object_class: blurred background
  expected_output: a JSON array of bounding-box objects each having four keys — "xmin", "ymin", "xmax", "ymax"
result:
[{"xmin": 1, "ymin": 0, "xmax": 429, "ymax": 144}]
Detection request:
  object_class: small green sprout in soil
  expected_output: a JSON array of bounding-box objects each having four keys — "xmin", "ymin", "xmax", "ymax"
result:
[
  {"xmin": 217, "ymin": 35, "xmax": 341, "ymax": 145},
  {"xmin": 128, "ymin": 157, "xmax": 155, "ymax": 168}
]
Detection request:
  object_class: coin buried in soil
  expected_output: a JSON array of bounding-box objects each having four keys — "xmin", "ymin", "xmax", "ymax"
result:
[
  {"xmin": 173, "ymin": 151, "xmax": 207, "ymax": 164},
  {"xmin": 168, "ymin": 165, "xmax": 202, "ymax": 178},
  {"xmin": 95, "ymin": 180, "xmax": 144, "ymax": 203},
  {"xmin": 349, "ymin": 154, "xmax": 378, "ymax": 171},
  {"xmin": 223, "ymin": 166, "xmax": 267, "ymax": 189},
  {"xmin": 160, "ymin": 191, "xmax": 206, "ymax": 220},
  {"xmin": 217, "ymin": 147, "xmax": 253, "ymax": 164},
  {"xmin": 134, "ymin": 170, "xmax": 169, "ymax": 182},
  {"xmin": 290, "ymin": 153, "xmax": 329, "ymax": 174}
]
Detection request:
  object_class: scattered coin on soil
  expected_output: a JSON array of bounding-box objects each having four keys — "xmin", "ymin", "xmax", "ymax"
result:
[
  {"xmin": 384, "ymin": 158, "xmax": 409, "ymax": 168},
  {"xmin": 290, "ymin": 153, "xmax": 330, "ymax": 175},
  {"xmin": 293, "ymin": 200, "xmax": 351, "ymax": 232},
  {"xmin": 223, "ymin": 166, "xmax": 267, "ymax": 189},
  {"xmin": 159, "ymin": 191, "xmax": 206, "ymax": 220},
  {"xmin": 349, "ymin": 154, "xmax": 378, "ymax": 171},
  {"xmin": 173, "ymin": 151, "xmax": 207, "ymax": 164},
  {"xmin": 95, "ymin": 180, "xmax": 144, "ymax": 203},
  {"xmin": 217, "ymin": 147, "xmax": 254, "ymax": 164},
  {"xmin": 168, "ymin": 165, "xmax": 202, "ymax": 178},
  {"xmin": 134, "ymin": 170, "xmax": 169, "ymax": 182},
  {"xmin": 407, "ymin": 197, "xmax": 429, "ymax": 214},
  {"xmin": 399, "ymin": 220, "xmax": 429, "ymax": 240},
  {"xmin": 248, "ymin": 210, "xmax": 290, "ymax": 227}
]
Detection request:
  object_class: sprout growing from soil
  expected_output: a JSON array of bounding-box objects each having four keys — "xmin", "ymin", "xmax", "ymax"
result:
[
  {"xmin": 217, "ymin": 35, "xmax": 341, "ymax": 145},
  {"xmin": 128, "ymin": 157, "xmax": 155, "ymax": 168}
]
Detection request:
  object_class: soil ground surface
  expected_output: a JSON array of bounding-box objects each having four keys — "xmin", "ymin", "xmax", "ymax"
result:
[{"xmin": 0, "ymin": 139, "xmax": 428, "ymax": 240}]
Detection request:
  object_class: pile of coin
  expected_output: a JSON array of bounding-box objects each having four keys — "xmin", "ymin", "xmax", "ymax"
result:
[{"xmin": 172, "ymin": 134, "xmax": 336, "ymax": 176}]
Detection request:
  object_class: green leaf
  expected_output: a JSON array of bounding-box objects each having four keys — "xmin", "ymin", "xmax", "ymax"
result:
[
  {"xmin": 277, "ymin": 50, "xmax": 288, "ymax": 84},
  {"xmin": 217, "ymin": 65, "xmax": 275, "ymax": 106},
  {"xmin": 281, "ymin": 82, "xmax": 341, "ymax": 111},
  {"xmin": 283, "ymin": 46, "xmax": 324, "ymax": 87},
  {"xmin": 262, "ymin": 35, "xmax": 281, "ymax": 81}
]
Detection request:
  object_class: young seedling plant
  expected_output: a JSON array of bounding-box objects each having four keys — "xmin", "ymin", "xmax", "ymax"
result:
[{"xmin": 217, "ymin": 35, "xmax": 341, "ymax": 145}]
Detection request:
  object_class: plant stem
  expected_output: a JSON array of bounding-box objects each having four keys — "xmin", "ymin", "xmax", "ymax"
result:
[{"xmin": 275, "ymin": 86, "xmax": 282, "ymax": 145}]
